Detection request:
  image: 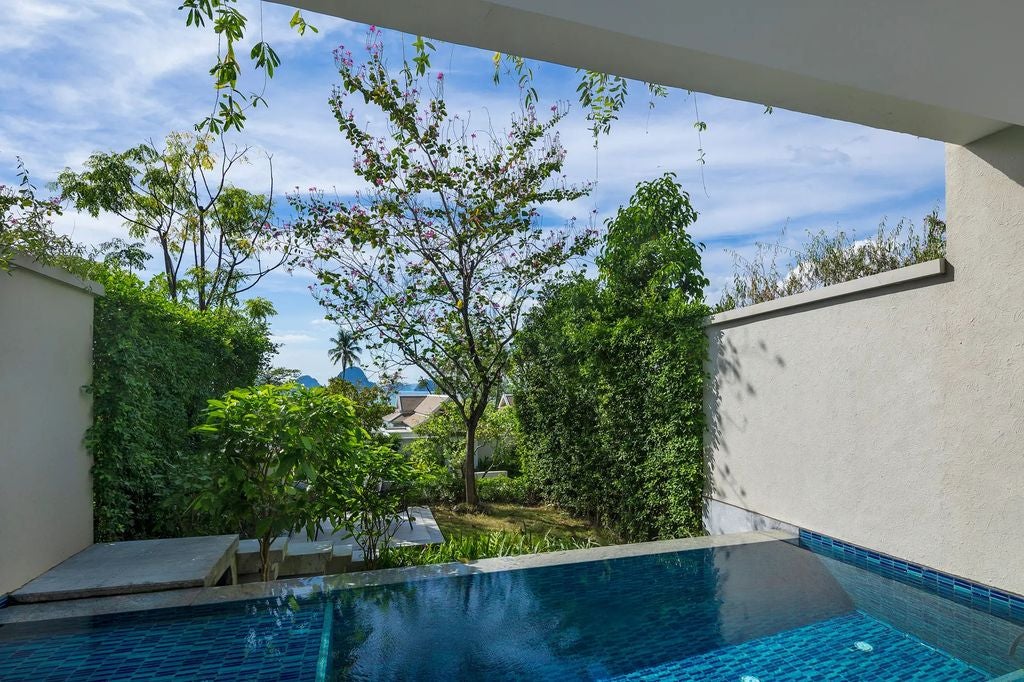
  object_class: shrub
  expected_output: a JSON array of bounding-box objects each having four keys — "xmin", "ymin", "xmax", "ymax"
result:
[
  {"xmin": 314, "ymin": 443, "xmax": 428, "ymax": 569},
  {"xmin": 409, "ymin": 471, "xmax": 463, "ymax": 506},
  {"xmin": 380, "ymin": 531, "xmax": 596, "ymax": 568},
  {"xmin": 718, "ymin": 211, "xmax": 946, "ymax": 310},
  {"xmin": 193, "ymin": 385, "xmax": 367, "ymax": 580},
  {"xmin": 86, "ymin": 266, "xmax": 276, "ymax": 541},
  {"xmin": 513, "ymin": 175, "xmax": 709, "ymax": 542},
  {"xmin": 476, "ymin": 476, "xmax": 540, "ymax": 505}
]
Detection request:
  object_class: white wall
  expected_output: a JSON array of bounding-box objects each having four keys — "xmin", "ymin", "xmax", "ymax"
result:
[
  {"xmin": 0, "ymin": 258, "xmax": 101, "ymax": 595},
  {"xmin": 706, "ymin": 125, "xmax": 1024, "ymax": 594}
]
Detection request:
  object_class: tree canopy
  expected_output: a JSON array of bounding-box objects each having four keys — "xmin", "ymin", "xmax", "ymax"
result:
[{"xmin": 290, "ymin": 29, "xmax": 595, "ymax": 505}]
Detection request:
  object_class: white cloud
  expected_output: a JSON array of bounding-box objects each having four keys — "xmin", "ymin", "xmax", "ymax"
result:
[
  {"xmin": 5, "ymin": 11, "xmax": 945, "ymax": 376},
  {"xmin": 270, "ymin": 332, "xmax": 318, "ymax": 344}
]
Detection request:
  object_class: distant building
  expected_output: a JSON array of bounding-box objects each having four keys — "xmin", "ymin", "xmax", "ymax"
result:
[{"xmin": 382, "ymin": 394, "xmax": 450, "ymax": 445}]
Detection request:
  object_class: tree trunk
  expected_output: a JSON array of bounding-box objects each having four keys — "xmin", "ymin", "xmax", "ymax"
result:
[
  {"xmin": 259, "ymin": 533, "xmax": 272, "ymax": 582},
  {"xmin": 464, "ymin": 417, "xmax": 479, "ymax": 506}
]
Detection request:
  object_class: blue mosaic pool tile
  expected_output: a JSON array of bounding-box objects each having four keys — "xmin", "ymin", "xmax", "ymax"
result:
[
  {"xmin": 614, "ymin": 611, "xmax": 989, "ymax": 681},
  {"xmin": 0, "ymin": 594, "xmax": 328, "ymax": 681},
  {"xmin": 799, "ymin": 528, "xmax": 1024, "ymax": 625}
]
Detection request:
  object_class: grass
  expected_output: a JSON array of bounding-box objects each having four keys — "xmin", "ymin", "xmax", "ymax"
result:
[{"xmin": 432, "ymin": 502, "xmax": 619, "ymax": 546}]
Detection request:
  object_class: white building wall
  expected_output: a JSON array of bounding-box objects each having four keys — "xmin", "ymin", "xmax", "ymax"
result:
[
  {"xmin": 705, "ymin": 125, "xmax": 1024, "ymax": 594},
  {"xmin": 0, "ymin": 258, "xmax": 101, "ymax": 595}
]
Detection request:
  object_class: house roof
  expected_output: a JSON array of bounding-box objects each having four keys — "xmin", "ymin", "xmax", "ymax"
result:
[{"xmin": 384, "ymin": 394, "xmax": 450, "ymax": 430}]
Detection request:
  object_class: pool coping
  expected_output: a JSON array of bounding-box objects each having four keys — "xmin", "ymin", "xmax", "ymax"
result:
[{"xmin": 0, "ymin": 530, "xmax": 793, "ymax": 625}]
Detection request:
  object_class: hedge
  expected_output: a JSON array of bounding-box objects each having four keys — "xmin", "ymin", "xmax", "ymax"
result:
[
  {"xmin": 86, "ymin": 267, "xmax": 275, "ymax": 541},
  {"xmin": 512, "ymin": 175, "xmax": 709, "ymax": 542}
]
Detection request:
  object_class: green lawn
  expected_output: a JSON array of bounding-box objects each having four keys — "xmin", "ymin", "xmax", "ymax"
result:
[{"xmin": 431, "ymin": 503, "xmax": 619, "ymax": 546}]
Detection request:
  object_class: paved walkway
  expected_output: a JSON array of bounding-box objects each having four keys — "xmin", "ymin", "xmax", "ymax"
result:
[
  {"xmin": 10, "ymin": 535, "xmax": 239, "ymax": 604},
  {"xmin": 296, "ymin": 506, "xmax": 445, "ymax": 549}
]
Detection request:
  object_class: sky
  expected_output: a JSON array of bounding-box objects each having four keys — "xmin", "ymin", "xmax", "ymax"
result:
[{"xmin": 0, "ymin": 1, "xmax": 946, "ymax": 384}]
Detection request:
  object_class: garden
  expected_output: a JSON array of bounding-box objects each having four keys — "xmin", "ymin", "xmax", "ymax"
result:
[{"xmin": 0, "ymin": 9, "xmax": 946, "ymax": 587}]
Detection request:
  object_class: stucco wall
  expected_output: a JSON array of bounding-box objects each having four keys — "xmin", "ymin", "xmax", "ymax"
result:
[
  {"xmin": 705, "ymin": 125, "xmax": 1024, "ymax": 594},
  {"xmin": 0, "ymin": 259, "xmax": 101, "ymax": 595}
]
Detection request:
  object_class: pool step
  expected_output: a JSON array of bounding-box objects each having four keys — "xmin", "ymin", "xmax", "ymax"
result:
[
  {"xmin": 236, "ymin": 536, "xmax": 289, "ymax": 576},
  {"xmin": 326, "ymin": 543, "xmax": 353, "ymax": 574},
  {"xmin": 279, "ymin": 541, "xmax": 335, "ymax": 577}
]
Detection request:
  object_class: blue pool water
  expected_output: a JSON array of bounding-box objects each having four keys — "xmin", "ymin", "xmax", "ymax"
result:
[{"xmin": 1, "ymin": 539, "xmax": 1021, "ymax": 680}]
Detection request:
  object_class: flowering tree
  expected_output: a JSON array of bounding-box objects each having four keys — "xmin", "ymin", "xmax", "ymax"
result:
[
  {"xmin": 0, "ymin": 159, "xmax": 72, "ymax": 271},
  {"xmin": 290, "ymin": 29, "xmax": 595, "ymax": 505}
]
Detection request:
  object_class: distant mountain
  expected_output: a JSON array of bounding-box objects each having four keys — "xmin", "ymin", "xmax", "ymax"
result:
[
  {"xmin": 337, "ymin": 366, "xmax": 375, "ymax": 388},
  {"xmin": 296, "ymin": 375, "xmax": 321, "ymax": 388},
  {"xmin": 333, "ymin": 367, "xmax": 438, "ymax": 394},
  {"xmin": 393, "ymin": 379, "xmax": 437, "ymax": 393}
]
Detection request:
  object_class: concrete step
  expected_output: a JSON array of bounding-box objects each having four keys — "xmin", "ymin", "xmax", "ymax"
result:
[
  {"xmin": 279, "ymin": 541, "xmax": 333, "ymax": 577},
  {"xmin": 326, "ymin": 544, "xmax": 353, "ymax": 575},
  {"xmin": 235, "ymin": 536, "xmax": 289, "ymax": 576},
  {"xmin": 238, "ymin": 562, "xmax": 280, "ymax": 583}
]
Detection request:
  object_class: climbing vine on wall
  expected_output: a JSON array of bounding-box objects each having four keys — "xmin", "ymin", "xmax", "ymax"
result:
[{"xmin": 87, "ymin": 266, "xmax": 275, "ymax": 541}]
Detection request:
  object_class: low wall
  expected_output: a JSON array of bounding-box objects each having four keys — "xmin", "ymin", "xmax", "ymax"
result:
[
  {"xmin": 0, "ymin": 258, "xmax": 102, "ymax": 596},
  {"xmin": 704, "ymin": 125, "xmax": 1024, "ymax": 594}
]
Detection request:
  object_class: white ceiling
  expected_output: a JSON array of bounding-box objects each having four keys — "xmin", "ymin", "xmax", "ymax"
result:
[{"xmin": 288, "ymin": 0, "xmax": 1023, "ymax": 144}]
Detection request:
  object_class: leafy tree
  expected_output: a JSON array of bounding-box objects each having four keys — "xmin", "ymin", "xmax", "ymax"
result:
[
  {"xmin": 1, "ymin": 159, "xmax": 74, "ymax": 270},
  {"xmin": 56, "ymin": 132, "xmax": 289, "ymax": 311},
  {"xmin": 719, "ymin": 211, "xmax": 946, "ymax": 310},
  {"xmin": 257, "ymin": 366, "xmax": 303, "ymax": 385},
  {"xmin": 406, "ymin": 400, "xmax": 468, "ymax": 482},
  {"xmin": 514, "ymin": 175, "xmax": 709, "ymax": 540},
  {"xmin": 178, "ymin": 0, "xmax": 317, "ymax": 134},
  {"xmin": 194, "ymin": 384, "xmax": 367, "ymax": 580},
  {"xmin": 313, "ymin": 443, "xmax": 425, "ymax": 568},
  {"xmin": 290, "ymin": 29, "xmax": 595, "ymax": 506},
  {"xmin": 324, "ymin": 377, "xmax": 395, "ymax": 442},
  {"xmin": 328, "ymin": 328, "xmax": 362, "ymax": 373}
]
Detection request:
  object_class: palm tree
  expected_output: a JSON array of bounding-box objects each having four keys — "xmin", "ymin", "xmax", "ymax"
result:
[{"xmin": 328, "ymin": 328, "xmax": 362, "ymax": 375}]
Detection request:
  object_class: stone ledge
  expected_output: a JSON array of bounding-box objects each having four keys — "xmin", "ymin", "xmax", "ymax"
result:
[
  {"xmin": 706, "ymin": 258, "xmax": 947, "ymax": 327},
  {"xmin": 9, "ymin": 254, "xmax": 105, "ymax": 297}
]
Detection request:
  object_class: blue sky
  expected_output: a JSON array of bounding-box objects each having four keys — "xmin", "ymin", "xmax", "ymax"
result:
[{"xmin": 1, "ymin": 1, "xmax": 945, "ymax": 384}]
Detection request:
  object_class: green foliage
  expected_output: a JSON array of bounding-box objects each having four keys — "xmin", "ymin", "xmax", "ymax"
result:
[
  {"xmin": 0, "ymin": 159, "xmax": 73, "ymax": 270},
  {"xmin": 719, "ymin": 211, "xmax": 946, "ymax": 310},
  {"xmin": 476, "ymin": 476, "xmax": 539, "ymax": 505},
  {"xmin": 290, "ymin": 27, "xmax": 595, "ymax": 506},
  {"xmin": 194, "ymin": 384, "xmax": 367, "ymax": 580},
  {"xmin": 476, "ymin": 403, "xmax": 524, "ymax": 475},
  {"xmin": 178, "ymin": 0, "xmax": 316, "ymax": 134},
  {"xmin": 56, "ymin": 132, "xmax": 289, "ymax": 311},
  {"xmin": 87, "ymin": 265, "xmax": 276, "ymax": 542},
  {"xmin": 328, "ymin": 328, "xmax": 362, "ymax": 371},
  {"xmin": 492, "ymin": 55, "xmax": 669, "ymax": 142},
  {"xmin": 599, "ymin": 174, "xmax": 710, "ymax": 304},
  {"xmin": 405, "ymin": 402, "xmax": 526, "ymax": 503},
  {"xmin": 380, "ymin": 530, "xmax": 595, "ymax": 568},
  {"xmin": 257, "ymin": 366, "xmax": 302, "ymax": 385},
  {"xmin": 323, "ymin": 377, "xmax": 395, "ymax": 445},
  {"xmin": 513, "ymin": 174, "xmax": 709, "ymax": 541},
  {"xmin": 313, "ymin": 444, "xmax": 427, "ymax": 569}
]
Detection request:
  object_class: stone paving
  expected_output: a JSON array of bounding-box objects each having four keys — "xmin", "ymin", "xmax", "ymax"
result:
[{"xmin": 9, "ymin": 535, "xmax": 239, "ymax": 604}]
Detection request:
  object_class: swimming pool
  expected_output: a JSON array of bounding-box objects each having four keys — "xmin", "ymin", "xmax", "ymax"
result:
[{"xmin": 1, "ymin": 535, "xmax": 1021, "ymax": 680}]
